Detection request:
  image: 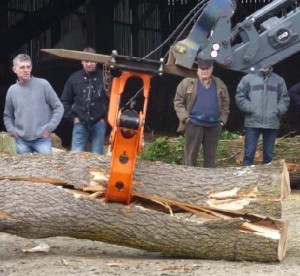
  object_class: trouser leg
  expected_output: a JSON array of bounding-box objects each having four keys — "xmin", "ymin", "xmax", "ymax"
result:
[
  {"xmin": 243, "ymin": 127, "xmax": 260, "ymax": 166},
  {"xmin": 184, "ymin": 122, "xmax": 204, "ymax": 166},
  {"xmin": 89, "ymin": 121, "xmax": 107, "ymax": 154},
  {"xmin": 71, "ymin": 122, "xmax": 89, "ymax": 152},
  {"xmin": 262, "ymin": 129, "xmax": 277, "ymax": 164},
  {"xmin": 32, "ymin": 137, "xmax": 52, "ymax": 154},
  {"xmin": 202, "ymin": 125, "xmax": 222, "ymax": 168},
  {"xmin": 15, "ymin": 137, "xmax": 34, "ymax": 154}
]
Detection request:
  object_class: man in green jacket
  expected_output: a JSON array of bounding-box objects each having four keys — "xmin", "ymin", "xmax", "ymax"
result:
[{"xmin": 174, "ymin": 58, "xmax": 230, "ymax": 167}]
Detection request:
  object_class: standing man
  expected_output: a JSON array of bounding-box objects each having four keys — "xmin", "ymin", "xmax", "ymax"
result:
[
  {"xmin": 60, "ymin": 47, "xmax": 108, "ymax": 154},
  {"xmin": 235, "ymin": 67, "xmax": 290, "ymax": 166},
  {"xmin": 3, "ymin": 54, "xmax": 64, "ymax": 154},
  {"xmin": 174, "ymin": 58, "xmax": 230, "ymax": 167}
]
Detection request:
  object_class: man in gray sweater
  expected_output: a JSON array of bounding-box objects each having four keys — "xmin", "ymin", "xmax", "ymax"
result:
[{"xmin": 3, "ymin": 54, "xmax": 64, "ymax": 154}]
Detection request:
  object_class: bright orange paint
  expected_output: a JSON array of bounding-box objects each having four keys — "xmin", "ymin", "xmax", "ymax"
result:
[{"xmin": 105, "ymin": 71, "xmax": 152, "ymax": 204}]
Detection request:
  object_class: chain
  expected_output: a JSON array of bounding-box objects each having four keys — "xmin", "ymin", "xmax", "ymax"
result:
[
  {"xmin": 103, "ymin": 63, "xmax": 112, "ymax": 95},
  {"xmin": 143, "ymin": 0, "xmax": 208, "ymax": 60}
]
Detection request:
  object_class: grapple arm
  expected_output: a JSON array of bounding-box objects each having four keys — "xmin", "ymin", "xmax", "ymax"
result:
[{"xmin": 171, "ymin": 0, "xmax": 300, "ymax": 73}]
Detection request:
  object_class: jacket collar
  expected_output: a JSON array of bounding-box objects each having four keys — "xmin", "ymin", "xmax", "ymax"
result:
[
  {"xmin": 82, "ymin": 68, "xmax": 100, "ymax": 78},
  {"xmin": 257, "ymin": 67, "xmax": 273, "ymax": 77}
]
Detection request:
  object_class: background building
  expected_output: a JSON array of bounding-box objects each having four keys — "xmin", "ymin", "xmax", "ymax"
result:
[{"xmin": 0, "ymin": 0, "xmax": 298, "ymax": 146}]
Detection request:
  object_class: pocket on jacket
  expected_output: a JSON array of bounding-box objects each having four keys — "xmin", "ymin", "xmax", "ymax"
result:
[{"xmin": 270, "ymin": 111, "xmax": 279, "ymax": 122}]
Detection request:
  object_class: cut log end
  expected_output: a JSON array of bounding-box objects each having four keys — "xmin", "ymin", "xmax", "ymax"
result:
[
  {"xmin": 278, "ymin": 220, "xmax": 289, "ymax": 261},
  {"xmin": 281, "ymin": 159, "xmax": 291, "ymax": 200}
]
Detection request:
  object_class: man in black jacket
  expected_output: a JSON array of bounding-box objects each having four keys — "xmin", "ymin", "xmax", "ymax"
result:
[
  {"xmin": 289, "ymin": 82, "xmax": 300, "ymax": 107},
  {"xmin": 61, "ymin": 47, "xmax": 108, "ymax": 154}
]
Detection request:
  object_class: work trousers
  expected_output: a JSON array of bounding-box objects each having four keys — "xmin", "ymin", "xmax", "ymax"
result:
[
  {"xmin": 15, "ymin": 136, "xmax": 52, "ymax": 154},
  {"xmin": 243, "ymin": 127, "xmax": 278, "ymax": 166},
  {"xmin": 184, "ymin": 121, "xmax": 222, "ymax": 168},
  {"xmin": 71, "ymin": 120, "xmax": 107, "ymax": 154}
]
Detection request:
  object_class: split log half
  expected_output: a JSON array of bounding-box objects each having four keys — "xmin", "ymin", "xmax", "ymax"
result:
[
  {"xmin": 0, "ymin": 152, "xmax": 290, "ymax": 218},
  {"xmin": 0, "ymin": 179, "xmax": 288, "ymax": 262}
]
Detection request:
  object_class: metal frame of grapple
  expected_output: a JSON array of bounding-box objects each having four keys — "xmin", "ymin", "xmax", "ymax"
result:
[
  {"xmin": 104, "ymin": 56, "xmax": 165, "ymax": 204},
  {"xmin": 104, "ymin": 70, "xmax": 151, "ymax": 204}
]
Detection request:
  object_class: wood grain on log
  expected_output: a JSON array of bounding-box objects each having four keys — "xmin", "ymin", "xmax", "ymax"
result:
[
  {"xmin": 0, "ymin": 152, "xmax": 290, "ymax": 261},
  {"xmin": 0, "ymin": 152, "xmax": 289, "ymax": 218},
  {"xmin": 0, "ymin": 179, "xmax": 288, "ymax": 262}
]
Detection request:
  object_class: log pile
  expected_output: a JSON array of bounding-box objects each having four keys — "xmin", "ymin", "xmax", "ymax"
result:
[
  {"xmin": 216, "ymin": 135, "xmax": 300, "ymax": 189},
  {"xmin": 0, "ymin": 152, "xmax": 290, "ymax": 262},
  {"xmin": 150, "ymin": 134, "xmax": 300, "ymax": 189}
]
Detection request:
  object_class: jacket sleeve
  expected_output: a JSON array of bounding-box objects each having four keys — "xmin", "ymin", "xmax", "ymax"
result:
[
  {"xmin": 60, "ymin": 77, "xmax": 75, "ymax": 122},
  {"xmin": 45, "ymin": 82, "xmax": 64, "ymax": 132},
  {"xmin": 3, "ymin": 90, "xmax": 16, "ymax": 133},
  {"xmin": 278, "ymin": 78, "xmax": 290, "ymax": 115},
  {"xmin": 173, "ymin": 79, "xmax": 189, "ymax": 123},
  {"xmin": 220, "ymin": 84, "xmax": 230, "ymax": 125},
  {"xmin": 289, "ymin": 82, "xmax": 300, "ymax": 107},
  {"xmin": 235, "ymin": 76, "xmax": 252, "ymax": 114}
]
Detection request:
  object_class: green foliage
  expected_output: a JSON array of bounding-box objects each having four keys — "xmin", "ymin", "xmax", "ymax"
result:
[
  {"xmin": 141, "ymin": 136, "xmax": 184, "ymax": 165},
  {"xmin": 0, "ymin": 132, "xmax": 16, "ymax": 154},
  {"xmin": 220, "ymin": 129, "xmax": 240, "ymax": 140},
  {"xmin": 216, "ymin": 144, "xmax": 227, "ymax": 156},
  {"xmin": 141, "ymin": 130, "xmax": 241, "ymax": 165}
]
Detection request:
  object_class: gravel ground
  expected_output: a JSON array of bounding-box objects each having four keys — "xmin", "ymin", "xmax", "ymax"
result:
[{"xmin": 1, "ymin": 191, "xmax": 300, "ymax": 276}]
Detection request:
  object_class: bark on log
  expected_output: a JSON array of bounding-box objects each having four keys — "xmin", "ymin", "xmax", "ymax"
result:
[
  {"xmin": 0, "ymin": 152, "xmax": 290, "ymax": 261},
  {"xmin": 0, "ymin": 152, "xmax": 290, "ymax": 218},
  {"xmin": 0, "ymin": 179, "xmax": 288, "ymax": 262}
]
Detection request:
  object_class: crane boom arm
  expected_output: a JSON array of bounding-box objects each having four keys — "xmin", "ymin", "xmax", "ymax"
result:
[{"xmin": 172, "ymin": 0, "xmax": 300, "ymax": 73}]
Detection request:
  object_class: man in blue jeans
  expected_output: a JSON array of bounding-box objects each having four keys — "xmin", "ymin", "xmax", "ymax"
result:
[
  {"xmin": 4, "ymin": 54, "xmax": 64, "ymax": 154},
  {"xmin": 235, "ymin": 67, "xmax": 290, "ymax": 165},
  {"xmin": 61, "ymin": 47, "xmax": 108, "ymax": 154}
]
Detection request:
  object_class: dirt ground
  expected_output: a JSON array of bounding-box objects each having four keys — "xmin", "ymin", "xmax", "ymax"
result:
[{"xmin": 1, "ymin": 190, "xmax": 300, "ymax": 276}]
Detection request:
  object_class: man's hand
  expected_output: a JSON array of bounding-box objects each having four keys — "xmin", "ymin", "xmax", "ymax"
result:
[
  {"xmin": 42, "ymin": 129, "xmax": 50, "ymax": 138},
  {"xmin": 74, "ymin": 117, "xmax": 80, "ymax": 124},
  {"xmin": 10, "ymin": 131, "xmax": 18, "ymax": 138}
]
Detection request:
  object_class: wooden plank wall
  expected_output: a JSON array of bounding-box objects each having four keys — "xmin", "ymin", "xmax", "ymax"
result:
[
  {"xmin": 7, "ymin": 0, "xmax": 85, "ymax": 62},
  {"xmin": 112, "ymin": 0, "xmax": 274, "ymax": 59},
  {"xmin": 5, "ymin": 0, "xmax": 276, "ymax": 62}
]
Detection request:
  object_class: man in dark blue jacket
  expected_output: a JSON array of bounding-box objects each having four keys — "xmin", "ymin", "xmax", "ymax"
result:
[
  {"xmin": 61, "ymin": 47, "xmax": 108, "ymax": 154},
  {"xmin": 289, "ymin": 82, "xmax": 300, "ymax": 107},
  {"xmin": 235, "ymin": 67, "xmax": 290, "ymax": 166}
]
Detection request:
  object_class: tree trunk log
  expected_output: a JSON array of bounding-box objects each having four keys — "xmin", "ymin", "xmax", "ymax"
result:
[
  {"xmin": 0, "ymin": 152, "xmax": 289, "ymax": 218},
  {"xmin": 0, "ymin": 152, "xmax": 290, "ymax": 261},
  {"xmin": 0, "ymin": 179, "xmax": 289, "ymax": 262}
]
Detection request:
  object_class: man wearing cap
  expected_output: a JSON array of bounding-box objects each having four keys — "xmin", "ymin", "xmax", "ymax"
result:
[{"xmin": 174, "ymin": 58, "xmax": 230, "ymax": 167}]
